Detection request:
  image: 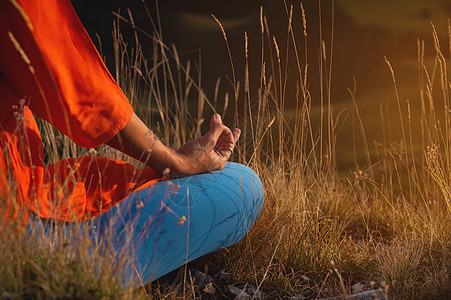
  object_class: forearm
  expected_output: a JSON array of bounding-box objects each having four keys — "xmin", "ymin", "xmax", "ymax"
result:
[
  {"xmin": 106, "ymin": 113, "xmax": 240, "ymax": 178},
  {"xmin": 106, "ymin": 113, "xmax": 188, "ymax": 177}
]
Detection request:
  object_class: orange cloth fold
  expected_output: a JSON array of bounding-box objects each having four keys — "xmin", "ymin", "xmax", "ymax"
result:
[{"xmin": 0, "ymin": 0, "xmax": 161, "ymax": 223}]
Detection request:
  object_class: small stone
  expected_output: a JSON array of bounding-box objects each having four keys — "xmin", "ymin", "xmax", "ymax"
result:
[
  {"xmin": 352, "ymin": 283, "xmax": 365, "ymax": 294},
  {"xmin": 318, "ymin": 289, "xmax": 386, "ymax": 300},
  {"xmin": 203, "ymin": 282, "xmax": 216, "ymax": 295},
  {"xmin": 2, "ymin": 292, "xmax": 13, "ymax": 300},
  {"xmin": 187, "ymin": 269, "xmax": 213, "ymax": 289},
  {"xmin": 237, "ymin": 283, "xmax": 266, "ymax": 298},
  {"xmin": 353, "ymin": 289, "xmax": 386, "ymax": 300},
  {"xmin": 289, "ymin": 294, "xmax": 307, "ymax": 300},
  {"xmin": 228, "ymin": 285, "xmax": 250, "ymax": 299},
  {"xmin": 213, "ymin": 270, "xmax": 231, "ymax": 281}
]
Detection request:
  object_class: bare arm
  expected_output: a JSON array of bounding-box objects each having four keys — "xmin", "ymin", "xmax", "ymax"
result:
[{"xmin": 106, "ymin": 113, "xmax": 240, "ymax": 177}]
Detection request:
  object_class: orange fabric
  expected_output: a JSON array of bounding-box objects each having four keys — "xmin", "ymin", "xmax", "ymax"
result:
[{"xmin": 0, "ymin": 0, "xmax": 162, "ymax": 223}]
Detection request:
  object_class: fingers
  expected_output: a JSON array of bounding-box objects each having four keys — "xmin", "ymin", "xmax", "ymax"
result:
[
  {"xmin": 215, "ymin": 127, "xmax": 240, "ymax": 160},
  {"xmin": 205, "ymin": 114, "xmax": 241, "ymax": 159},
  {"xmin": 231, "ymin": 128, "xmax": 241, "ymax": 143},
  {"xmin": 175, "ymin": 114, "xmax": 240, "ymax": 175},
  {"xmin": 206, "ymin": 114, "xmax": 238, "ymax": 144},
  {"xmin": 218, "ymin": 127, "xmax": 240, "ymax": 149},
  {"xmin": 205, "ymin": 114, "xmax": 224, "ymax": 145}
]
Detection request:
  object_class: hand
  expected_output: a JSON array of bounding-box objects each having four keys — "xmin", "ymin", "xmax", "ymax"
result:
[
  {"xmin": 106, "ymin": 113, "xmax": 240, "ymax": 178},
  {"xmin": 175, "ymin": 114, "xmax": 241, "ymax": 176}
]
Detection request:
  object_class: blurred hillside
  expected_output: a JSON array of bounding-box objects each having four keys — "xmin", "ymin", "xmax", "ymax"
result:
[
  {"xmin": 72, "ymin": 0, "xmax": 450, "ymax": 106},
  {"xmin": 72, "ymin": 0, "xmax": 451, "ymax": 169}
]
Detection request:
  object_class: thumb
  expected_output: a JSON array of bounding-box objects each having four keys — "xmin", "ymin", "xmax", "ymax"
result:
[{"xmin": 204, "ymin": 114, "xmax": 224, "ymax": 142}]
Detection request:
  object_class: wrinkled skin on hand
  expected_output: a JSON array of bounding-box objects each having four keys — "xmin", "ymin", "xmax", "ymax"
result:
[{"xmin": 176, "ymin": 114, "xmax": 241, "ymax": 176}]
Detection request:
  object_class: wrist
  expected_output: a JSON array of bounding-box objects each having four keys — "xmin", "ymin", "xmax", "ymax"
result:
[{"xmin": 167, "ymin": 149, "xmax": 192, "ymax": 177}]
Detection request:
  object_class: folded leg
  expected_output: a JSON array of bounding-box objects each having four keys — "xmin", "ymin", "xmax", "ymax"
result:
[{"xmin": 92, "ymin": 162, "xmax": 264, "ymax": 286}]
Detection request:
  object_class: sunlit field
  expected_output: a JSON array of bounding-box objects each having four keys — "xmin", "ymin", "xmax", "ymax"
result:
[{"xmin": 1, "ymin": 1, "xmax": 450, "ymax": 299}]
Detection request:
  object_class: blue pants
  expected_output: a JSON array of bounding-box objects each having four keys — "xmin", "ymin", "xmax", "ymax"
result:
[{"xmin": 30, "ymin": 162, "xmax": 264, "ymax": 287}]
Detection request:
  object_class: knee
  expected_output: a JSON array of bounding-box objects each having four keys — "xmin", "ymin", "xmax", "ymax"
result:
[{"xmin": 223, "ymin": 162, "xmax": 264, "ymax": 223}]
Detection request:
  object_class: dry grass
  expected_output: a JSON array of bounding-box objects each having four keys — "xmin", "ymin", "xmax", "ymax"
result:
[
  {"xmin": 1, "ymin": 1, "xmax": 450, "ymax": 299},
  {"xmin": 0, "ymin": 222, "xmax": 140, "ymax": 299}
]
